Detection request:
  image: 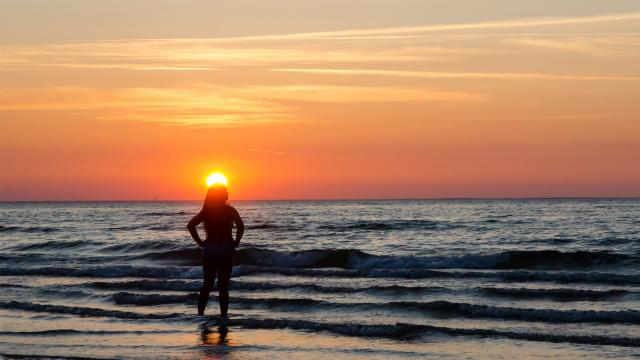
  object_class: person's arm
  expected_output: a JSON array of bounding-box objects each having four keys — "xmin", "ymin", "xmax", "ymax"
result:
[
  {"xmin": 231, "ymin": 207, "xmax": 244, "ymax": 248},
  {"xmin": 187, "ymin": 211, "xmax": 205, "ymax": 248}
]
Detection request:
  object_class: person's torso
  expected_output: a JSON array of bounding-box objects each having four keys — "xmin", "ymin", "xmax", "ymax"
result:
[{"xmin": 202, "ymin": 205, "xmax": 234, "ymax": 245}]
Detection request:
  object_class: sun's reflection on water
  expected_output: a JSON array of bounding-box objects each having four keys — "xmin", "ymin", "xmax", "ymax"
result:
[{"xmin": 199, "ymin": 322, "xmax": 235, "ymax": 359}]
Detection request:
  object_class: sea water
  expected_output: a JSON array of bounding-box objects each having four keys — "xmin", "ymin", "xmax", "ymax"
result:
[{"xmin": 0, "ymin": 199, "xmax": 639, "ymax": 359}]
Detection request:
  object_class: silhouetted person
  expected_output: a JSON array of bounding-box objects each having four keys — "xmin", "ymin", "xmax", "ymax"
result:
[{"xmin": 187, "ymin": 183, "xmax": 244, "ymax": 318}]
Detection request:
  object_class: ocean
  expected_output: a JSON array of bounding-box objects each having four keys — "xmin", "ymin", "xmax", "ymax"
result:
[{"xmin": 0, "ymin": 199, "xmax": 639, "ymax": 359}]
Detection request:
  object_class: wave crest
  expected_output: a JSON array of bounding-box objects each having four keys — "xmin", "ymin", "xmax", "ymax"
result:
[
  {"xmin": 0, "ymin": 301, "xmax": 183, "ymax": 319},
  {"xmin": 143, "ymin": 247, "xmax": 635, "ymax": 270},
  {"xmin": 222, "ymin": 317, "xmax": 640, "ymax": 346},
  {"xmin": 317, "ymin": 219, "xmax": 456, "ymax": 231},
  {"xmin": 0, "ymin": 225, "xmax": 59, "ymax": 233},
  {"xmin": 104, "ymin": 293, "xmax": 640, "ymax": 325},
  {"xmin": 480, "ymin": 287, "xmax": 629, "ymax": 301}
]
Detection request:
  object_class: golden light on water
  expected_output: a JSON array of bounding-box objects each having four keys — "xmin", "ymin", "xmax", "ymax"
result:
[{"xmin": 206, "ymin": 172, "xmax": 228, "ymax": 187}]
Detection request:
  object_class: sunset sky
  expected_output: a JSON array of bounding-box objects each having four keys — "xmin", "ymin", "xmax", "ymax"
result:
[{"xmin": 1, "ymin": 0, "xmax": 639, "ymax": 200}]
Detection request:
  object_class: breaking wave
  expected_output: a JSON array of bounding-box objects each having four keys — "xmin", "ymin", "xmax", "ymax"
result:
[
  {"xmin": 11, "ymin": 240, "xmax": 99, "ymax": 251},
  {"xmin": 222, "ymin": 317, "xmax": 640, "ymax": 347},
  {"xmin": 0, "ymin": 301, "xmax": 184, "ymax": 319},
  {"xmin": 106, "ymin": 293, "xmax": 640, "ymax": 324},
  {"xmin": 3, "ymin": 265, "xmax": 639, "ymax": 286},
  {"xmin": 87, "ymin": 279, "xmax": 443, "ymax": 294},
  {"xmin": 1, "ymin": 299, "xmax": 639, "ymax": 346},
  {"xmin": 233, "ymin": 266, "xmax": 640, "ymax": 285},
  {"xmin": 0, "ymin": 265, "xmax": 202, "ymax": 279},
  {"xmin": 479, "ymin": 287, "xmax": 629, "ymax": 301},
  {"xmin": 143, "ymin": 247, "xmax": 635, "ymax": 270}
]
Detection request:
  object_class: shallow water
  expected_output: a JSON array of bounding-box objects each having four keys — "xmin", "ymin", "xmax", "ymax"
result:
[{"xmin": 0, "ymin": 199, "xmax": 639, "ymax": 359}]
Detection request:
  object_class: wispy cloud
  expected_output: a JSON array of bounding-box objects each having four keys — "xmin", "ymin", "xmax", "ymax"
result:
[
  {"xmin": 235, "ymin": 85, "xmax": 486, "ymax": 102},
  {"xmin": 0, "ymin": 43, "xmax": 448, "ymax": 71},
  {"xmin": 272, "ymin": 68, "xmax": 640, "ymax": 81},
  {"xmin": 0, "ymin": 86, "xmax": 291, "ymax": 126},
  {"xmin": 505, "ymin": 35, "xmax": 640, "ymax": 57},
  {"xmin": 0, "ymin": 84, "xmax": 483, "ymax": 126},
  {"xmin": 142, "ymin": 11, "xmax": 640, "ymax": 42},
  {"xmin": 3, "ymin": 12, "xmax": 638, "ymax": 72},
  {"xmin": 2, "ymin": 10, "xmax": 638, "ymax": 129},
  {"xmin": 0, "ymin": 87, "xmax": 283, "ymax": 111}
]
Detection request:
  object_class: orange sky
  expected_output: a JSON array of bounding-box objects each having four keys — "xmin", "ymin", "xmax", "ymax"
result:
[{"xmin": 1, "ymin": 1, "xmax": 639, "ymax": 200}]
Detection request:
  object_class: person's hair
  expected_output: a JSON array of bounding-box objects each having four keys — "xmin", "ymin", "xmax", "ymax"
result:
[
  {"xmin": 202, "ymin": 184, "xmax": 229, "ymax": 213},
  {"xmin": 201, "ymin": 184, "xmax": 231, "ymax": 238}
]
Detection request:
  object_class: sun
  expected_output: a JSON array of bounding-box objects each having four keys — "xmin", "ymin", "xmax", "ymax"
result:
[{"xmin": 206, "ymin": 172, "xmax": 228, "ymax": 187}]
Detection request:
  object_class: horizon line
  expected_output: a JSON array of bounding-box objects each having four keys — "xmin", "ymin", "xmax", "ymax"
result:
[{"xmin": 1, "ymin": 196, "xmax": 639, "ymax": 203}]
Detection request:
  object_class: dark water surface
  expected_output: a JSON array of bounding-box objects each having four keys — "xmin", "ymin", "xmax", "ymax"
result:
[{"xmin": 0, "ymin": 200, "xmax": 639, "ymax": 359}]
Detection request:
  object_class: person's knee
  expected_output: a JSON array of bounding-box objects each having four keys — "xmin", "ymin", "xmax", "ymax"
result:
[{"xmin": 201, "ymin": 280, "xmax": 214, "ymax": 293}]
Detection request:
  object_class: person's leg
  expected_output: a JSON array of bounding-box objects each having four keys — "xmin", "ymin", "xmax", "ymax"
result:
[
  {"xmin": 217, "ymin": 259, "xmax": 232, "ymax": 318},
  {"xmin": 198, "ymin": 260, "xmax": 216, "ymax": 315}
]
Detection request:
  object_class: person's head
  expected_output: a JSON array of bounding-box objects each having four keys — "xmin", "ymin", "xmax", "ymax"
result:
[{"xmin": 203, "ymin": 183, "xmax": 228, "ymax": 211}]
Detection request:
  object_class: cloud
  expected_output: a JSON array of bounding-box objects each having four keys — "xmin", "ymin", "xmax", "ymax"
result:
[
  {"xmin": 4, "ymin": 11, "xmax": 638, "ymax": 72},
  {"xmin": 235, "ymin": 85, "xmax": 486, "ymax": 102},
  {"xmin": 2, "ymin": 10, "xmax": 637, "ymax": 129},
  {"xmin": 0, "ymin": 86, "xmax": 291, "ymax": 126},
  {"xmin": 505, "ymin": 35, "xmax": 640, "ymax": 57},
  {"xmin": 0, "ymin": 42, "xmax": 448, "ymax": 71},
  {"xmin": 0, "ymin": 84, "xmax": 484, "ymax": 127},
  {"xmin": 272, "ymin": 68, "xmax": 640, "ymax": 81},
  {"xmin": 143, "ymin": 11, "xmax": 640, "ymax": 42}
]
